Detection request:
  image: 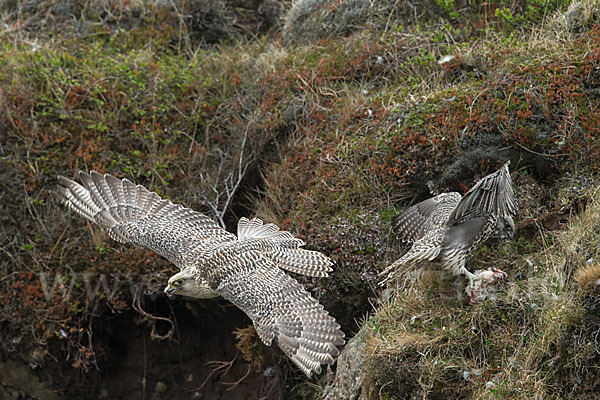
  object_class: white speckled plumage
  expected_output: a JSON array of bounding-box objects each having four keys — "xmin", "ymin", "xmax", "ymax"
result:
[
  {"xmin": 380, "ymin": 162, "xmax": 518, "ymax": 293},
  {"xmin": 55, "ymin": 171, "xmax": 344, "ymax": 377}
]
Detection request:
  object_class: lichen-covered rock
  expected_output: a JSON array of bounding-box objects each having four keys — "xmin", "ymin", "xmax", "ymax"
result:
[
  {"xmin": 322, "ymin": 328, "xmax": 367, "ymax": 400},
  {"xmin": 282, "ymin": 0, "xmax": 370, "ymax": 45}
]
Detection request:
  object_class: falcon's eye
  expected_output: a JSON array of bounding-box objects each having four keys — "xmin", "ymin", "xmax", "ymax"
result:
[{"xmin": 174, "ymin": 279, "xmax": 184, "ymax": 286}]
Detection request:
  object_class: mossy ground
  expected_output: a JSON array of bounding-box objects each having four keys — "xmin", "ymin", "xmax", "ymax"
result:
[{"xmin": 1, "ymin": 0, "xmax": 599, "ymax": 399}]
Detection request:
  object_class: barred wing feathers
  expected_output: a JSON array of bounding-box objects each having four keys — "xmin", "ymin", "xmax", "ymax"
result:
[
  {"xmin": 392, "ymin": 192, "xmax": 461, "ymax": 243},
  {"xmin": 55, "ymin": 171, "xmax": 236, "ymax": 266},
  {"xmin": 447, "ymin": 161, "xmax": 517, "ymax": 225},
  {"xmin": 237, "ymin": 217, "xmax": 333, "ymax": 278},
  {"xmin": 214, "ymin": 252, "xmax": 344, "ymax": 377},
  {"xmin": 57, "ymin": 172, "xmax": 344, "ymax": 378}
]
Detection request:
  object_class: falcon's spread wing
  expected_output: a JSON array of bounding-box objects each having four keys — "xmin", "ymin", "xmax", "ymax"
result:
[
  {"xmin": 446, "ymin": 161, "xmax": 517, "ymax": 225},
  {"xmin": 391, "ymin": 192, "xmax": 461, "ymax": 243},
  {"xmin": 237, "ymin": 217, "xmax": 333, "ymax": 278},
  {"xmin": 382, "ymin": 192, "xmax": 460, "ymax": 284},
  {"xmin": 55, "ymin": 171, "xmax": 236, "ymax": 267},
  {"xmin": 213, "ymin": 251, "xmax": 344, "ymax": 377}
]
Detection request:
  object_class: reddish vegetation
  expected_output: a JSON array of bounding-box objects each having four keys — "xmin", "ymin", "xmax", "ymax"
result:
[{"xmin": 376, "ymin": 25, "xmax": 600, "ymax": 188}]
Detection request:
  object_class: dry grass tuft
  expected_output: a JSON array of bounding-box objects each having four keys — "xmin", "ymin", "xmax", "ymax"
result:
[
  {"xmin": 543, "ymin": 0, "xmax": 600, "ymax": 41},
  {"xmin": 575, "ymin": 264, "xmax": 600, "ymax": 291},
  {"xmin": 234, "ymin": 325, "xmax": 267, "ymax": 371}
]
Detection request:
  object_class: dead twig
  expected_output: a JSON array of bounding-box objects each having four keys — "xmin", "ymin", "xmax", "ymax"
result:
[
  {"xmin": 132, "ymin": 291, "xmax": 175, "ymax": 341},
  {"xmin": 201, "ymin": 125, "xmax": 254, "ymax": 228}
]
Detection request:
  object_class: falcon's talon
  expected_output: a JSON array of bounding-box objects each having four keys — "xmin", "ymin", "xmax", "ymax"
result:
[{"xmin": 465, "ymin": 267, "xmax": 508, "ymax": 303}]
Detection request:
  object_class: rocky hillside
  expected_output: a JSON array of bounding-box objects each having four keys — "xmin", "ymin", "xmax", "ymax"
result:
[{"xmin": 1, "ymin": 0, "xmax": 599, "ymax": 399}]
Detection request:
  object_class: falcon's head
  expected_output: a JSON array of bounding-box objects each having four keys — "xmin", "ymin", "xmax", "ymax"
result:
[
  {"xmin": 164, "ymin": 270, "xmax": 219, "ymax": 299},
  {"xmin": 493, "ymin": 215, "xmax": 515, "ymax": 240}
]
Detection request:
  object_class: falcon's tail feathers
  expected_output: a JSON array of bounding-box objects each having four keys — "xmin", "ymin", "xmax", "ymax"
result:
[
  {"xmin": 378, "ymin": 253, "xmax": 412, "ymax": 286},
  {"xmin": 270, "ymin": 248, "xmax": 333, "ymax": 277},
  {"xmin": 237, "ymin": 217, "xmax": 333, "ymax": 277},
  {"xmin": 379, "ymin": 243, "xmax": 441, "ymax": 286},
  {"xmin": 237, "ymin": 217, "xmax": 305, "ymax": 247}
]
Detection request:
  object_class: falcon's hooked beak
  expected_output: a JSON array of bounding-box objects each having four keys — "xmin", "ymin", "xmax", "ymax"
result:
[
  {"xmin": 504, "ymin": 216, "xmax": 515, "ymax": 240},
  {"xmin": 164, "ymin": 285, "xmax": 175, "ymax": 297},
  {"xmin": 507, "ymin": 228, "xmax": 514, "ymax": 240}
]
